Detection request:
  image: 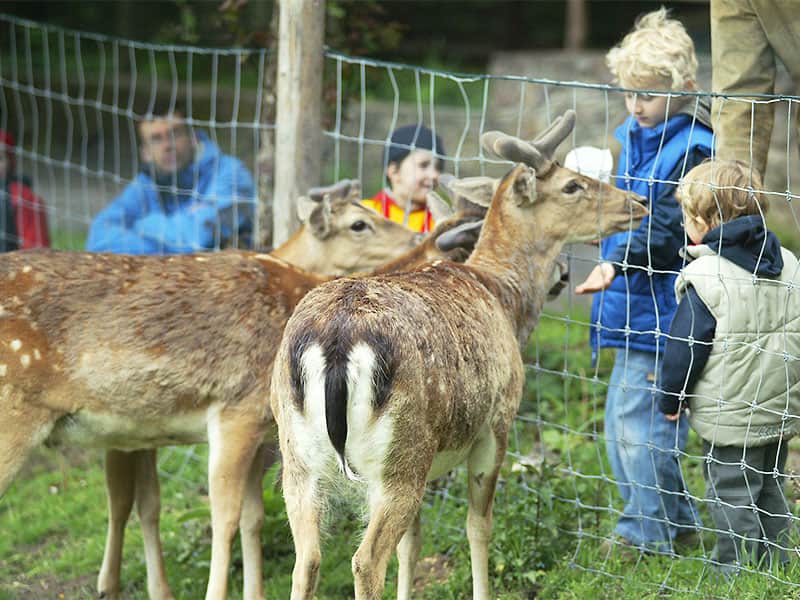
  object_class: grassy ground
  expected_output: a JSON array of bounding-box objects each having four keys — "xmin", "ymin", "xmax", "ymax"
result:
[{"xmin": 1, "ymin": 312, "xmax": 799, "ymax": 599}]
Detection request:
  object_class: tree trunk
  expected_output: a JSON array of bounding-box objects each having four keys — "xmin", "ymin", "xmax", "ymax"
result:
[
  {"xmin": 271, "ymin": 0, "xmax": 325, "ymax": 247},
  {"xmin": 256, "ymin": 0, "xmax": 281, "ymax": 250},
  {"xmin": 564, "ymin": 0, "xmax": 587, "ymax": 51}
]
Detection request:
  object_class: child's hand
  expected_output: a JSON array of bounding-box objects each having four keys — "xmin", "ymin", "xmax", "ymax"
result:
[
  {"xmin": 664, "ymin": 412, "xmax": 682, "ymax": 422},
  {"xmin": 575, "ymin": 262, "xmax": 615, "ymax": 294}
]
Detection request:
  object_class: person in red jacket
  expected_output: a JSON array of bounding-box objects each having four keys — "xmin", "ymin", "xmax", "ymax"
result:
[{"xmin": 0, "ymin": 129, "xmax": 51, "ymax": 250}]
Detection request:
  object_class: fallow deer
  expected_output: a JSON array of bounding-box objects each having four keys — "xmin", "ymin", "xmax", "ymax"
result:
[
  {"xmin": 269, "ymin": 110, "xmax": 648, "ymax": 600},
  {"xmin": 0, "ymin": 178, "xmax": 489, "ymax": 600}
]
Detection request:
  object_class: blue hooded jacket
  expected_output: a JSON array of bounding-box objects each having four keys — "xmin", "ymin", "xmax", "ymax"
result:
[
  {"xmin": 86, "ymin": 131, "xmax": 256, "ymax": 254},
  {"xmin": 590, "ymin": 106, "xmax": 713, "ymax": 360}
]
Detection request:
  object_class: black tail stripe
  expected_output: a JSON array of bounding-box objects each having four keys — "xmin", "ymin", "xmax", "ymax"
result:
[
  {"xmin": 364, "ymin": 331, "xmax": 396, "ymax": 410},
  {"xmin": 324, "ymin": 352, "xmax": 349, "ymax": 465},
  {"xmin": 289, "ymin": 328, "xmax": 317, "ymax": 412}
]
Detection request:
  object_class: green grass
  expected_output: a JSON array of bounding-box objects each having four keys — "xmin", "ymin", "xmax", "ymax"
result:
[
  {"xmin": 49, "ymin": 228, "xmax": 87, "ymax": 251},
  {"xmin": 1, "ymin": 312, "xmax": 799, "ymax": 598}
]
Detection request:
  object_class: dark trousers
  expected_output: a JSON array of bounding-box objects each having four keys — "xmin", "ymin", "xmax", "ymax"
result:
[{"xmin": 702, "ymin": 440, "xmax": 792, "ymax": 570}]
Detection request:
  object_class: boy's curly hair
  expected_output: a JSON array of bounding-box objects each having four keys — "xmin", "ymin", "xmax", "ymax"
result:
[
  {"xmin": 606, "ymin": 7, "xmax": 698, "ymax": 90},
  {"xmin": 676, "ymin": 160, "xmax": 768, "ymax": 230}
]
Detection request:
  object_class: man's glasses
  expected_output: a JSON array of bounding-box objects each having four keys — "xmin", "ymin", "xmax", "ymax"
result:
[{"xmin": 143, "ymin": 126, "xmax": 190, "ymax": 147}]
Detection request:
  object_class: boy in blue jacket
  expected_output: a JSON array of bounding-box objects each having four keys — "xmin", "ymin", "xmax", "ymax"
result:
[
  {"xmin": 87, "ymin": 103, "xmax": 256, "ymax": 254},
  {"xmin": 575, "ymin": 8, "xmax": 712, "ymax": 554}
]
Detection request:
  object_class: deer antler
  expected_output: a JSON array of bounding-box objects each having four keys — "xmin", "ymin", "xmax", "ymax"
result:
[
  {"xmin": 306, "ymin": 179, "xmax": 363, "ymax": 210},
  {"xmin": 480, "ymin": 110, "xmax": 577, "ymax": 174}
]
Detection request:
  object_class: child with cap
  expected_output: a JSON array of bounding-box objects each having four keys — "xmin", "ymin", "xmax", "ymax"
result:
[{"xmin": 363, "ymin": 124, "xmax": 445, "ymax": 233}]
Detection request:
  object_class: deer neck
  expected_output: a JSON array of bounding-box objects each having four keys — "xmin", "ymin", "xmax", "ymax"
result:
[
  {"xmin": 270, "ymin": 228, "xmax": 324, "ymax": 272},
  {"xmin": 466, "ymin": 214, "xmax": 564, "ymax": 346}
]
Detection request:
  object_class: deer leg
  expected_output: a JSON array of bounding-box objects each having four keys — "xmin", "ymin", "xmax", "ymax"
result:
[
  {"xmin": 282, "ymin": 455, "xmax": 323, "ymax": 600},
  {"xmin": 97, "ymin": 450, "xmax": 136, "ymax": 600},
  {"xmin": 205, "ymin": 411, "xmax": 265, "ymax": 600},
  {"xmin": 466, "ymin": 431, "xmax": 503, "ymax": 600},
  {"xmin": 0, "ymin": 394, "xmax": 53, "ymax": 496},
  {"xmin": 133, "ymin": 449, "xmax": 174, "ymax": 600},
  {"xmin": 352, "ymin": 485, "xmax": 424, "ymax": 600},
  {"xmin": 240, "ymin": 441, "xmax": 278, "ymax": 600},
  {"xmin": 396, "ymin": 508, "xmax": 422, "ymax": 600}
]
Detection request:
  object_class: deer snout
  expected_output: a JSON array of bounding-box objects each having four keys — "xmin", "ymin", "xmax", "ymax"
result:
[{"xmin": 627, "ymin": 192, "xmax": 649, "ymax": 218}]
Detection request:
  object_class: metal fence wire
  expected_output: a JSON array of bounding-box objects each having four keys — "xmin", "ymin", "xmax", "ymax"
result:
[{"xmin": 2, "ymin": 14, "xmax": 800, "ymax": 597}]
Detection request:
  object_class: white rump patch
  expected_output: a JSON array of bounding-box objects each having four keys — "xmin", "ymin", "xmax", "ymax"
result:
[
  {"xmin": 20, "ymin": 354, "xmax": 30, "ymax": 368},
  {"xmin": 290, "ymin": 343, "xmax": 334, "ymax": 474},
  {"xmin": 345, "ymin": 342, "xmax": 393, "ymax": 483},
  {"xmin": 0, "ymin": 364, "xmax": 6, "ymax": 377},
  {"xmin": 10, "ymin": 339, "xmax": 22, "ymax": 352}
]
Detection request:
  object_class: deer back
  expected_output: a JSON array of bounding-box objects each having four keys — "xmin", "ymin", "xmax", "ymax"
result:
[{"xmin": 0, "ymin": 250, "xmax": 322, "ymax": 430}]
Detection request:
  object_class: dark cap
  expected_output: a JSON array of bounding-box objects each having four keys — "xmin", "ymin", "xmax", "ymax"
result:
[{"xmin": 386, "ymin": 124, "xmax": 446, "ymax": 165}]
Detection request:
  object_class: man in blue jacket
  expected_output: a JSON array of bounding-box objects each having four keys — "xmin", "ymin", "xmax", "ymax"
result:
[{"xmin": 87, "ymin": 103, "xmax": 256, "ymax": 254}]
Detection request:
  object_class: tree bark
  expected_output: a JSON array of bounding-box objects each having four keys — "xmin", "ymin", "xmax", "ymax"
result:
[
  {"xmin": 256, "ymin": 0, "xmax": 281, "ymax": 249},
  {"xmin": 565, "ymin": 0, "xmax": 588, "ymax": 51},
  {"xmin": 272, "ymin": 0, "xmax": 325, "ymax": 247}
]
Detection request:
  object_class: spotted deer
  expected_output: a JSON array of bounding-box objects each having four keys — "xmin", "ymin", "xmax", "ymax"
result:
[
  {"xmin": 0, "ymin": 179, "xmax": 484, "ymax": 600},
  {"xmin": 269, "ymin": 110, "xmax": 648, "ymax": 600}
]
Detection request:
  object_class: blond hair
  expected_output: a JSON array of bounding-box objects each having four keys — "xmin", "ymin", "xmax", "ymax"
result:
[
  {"xmin": 606, "ymin": 7, "xmax": 698, "ymax": 90},
  {"xmin": 676, "ymin": 160, "xmax": 768, "ymax": 230}
]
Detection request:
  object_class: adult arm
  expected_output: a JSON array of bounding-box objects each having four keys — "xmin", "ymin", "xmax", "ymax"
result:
[
  {"xmin": 656, "ymin": 285, "xmax": 717, "ymax": 415},
  {"xmin": 86, "ymin": 179, "xmax": 163, "ymax": 254}
]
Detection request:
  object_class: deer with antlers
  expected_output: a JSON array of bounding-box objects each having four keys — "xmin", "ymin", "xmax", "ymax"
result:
[
  {"xmin": 270, "ymin": 110, "xmax": 648, "ymax": 599},
  {"xmin": 0, "ymin": 177, "xmax": 490, "ymax": 600}
]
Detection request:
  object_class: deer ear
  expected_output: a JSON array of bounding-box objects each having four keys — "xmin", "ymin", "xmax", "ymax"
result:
[
  {"xmin": 426, "ymin": 191, "xmax": 453, "ymax": 222},
  {"xmin": 509, "ymin": 164, "xmax": 537, "ymax": 206},
  {"xmin": 296, "ymin": 195, "xmax": 316, "ymax": 223},
  {"xmin": 306, "ymin": 196, "xmax": 333, "ymax": 238},
  {"xmin": 446, "ymin": 176, "xmax": 496, "ymax": 208},
  {"xmin": 434, "ymin": 219, "xmax": 483, "ymax": 252},
  {"xmin": 345, "ymin": 180, "xmax": 362, "ymax": 204}
]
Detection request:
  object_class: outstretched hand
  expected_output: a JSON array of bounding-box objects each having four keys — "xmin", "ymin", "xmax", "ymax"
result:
[{"xmin": 575, "ymin": 262, "xmax": 615, "ymax": 294}]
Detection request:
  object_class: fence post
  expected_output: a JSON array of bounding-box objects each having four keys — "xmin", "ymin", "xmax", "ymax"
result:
[{"xmin": 272, "ymin": 0, "xmax": 326, "ymax": 247}]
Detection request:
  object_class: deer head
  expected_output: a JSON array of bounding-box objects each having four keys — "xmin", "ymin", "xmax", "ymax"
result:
[
  {"xmin": 271, "ymin": 179, "xmax": 424, "ymax": 276},
  {"xmin": 453, "ymin": 111, "xmax": 647, "ymax": 250}
]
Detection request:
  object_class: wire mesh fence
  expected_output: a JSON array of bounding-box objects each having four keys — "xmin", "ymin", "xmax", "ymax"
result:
[{"xmin": 2, "ymin": 13, "xmax": 800, "ymax": 597}]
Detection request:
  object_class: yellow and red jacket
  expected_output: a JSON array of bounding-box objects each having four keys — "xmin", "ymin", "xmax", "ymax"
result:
[{"xmin": 361, "ymin": 189, "xmax": 433, "ymax": 233}]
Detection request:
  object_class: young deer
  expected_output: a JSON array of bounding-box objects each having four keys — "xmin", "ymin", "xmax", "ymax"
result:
[
  {"xmin": 270, "ymin": 110, "xmax": 648, "ymax": 600},
  {"xmin": 0, "ymin": 180, "xmax": 479, "ymax": 600}
]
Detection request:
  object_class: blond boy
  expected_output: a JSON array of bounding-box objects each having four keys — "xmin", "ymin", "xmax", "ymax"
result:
[
  {"xmin": 575, "ymin": 8, "xmax": 712, "ymax": 554},
  {"xmin": 659, "ymin": 159, "xmax": 800, "ymax": 573}
]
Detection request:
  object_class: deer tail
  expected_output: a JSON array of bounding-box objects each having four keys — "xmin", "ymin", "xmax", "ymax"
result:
[{"xmin": 324, "ymin": 351, "xmax": 361, "ymax": 482}]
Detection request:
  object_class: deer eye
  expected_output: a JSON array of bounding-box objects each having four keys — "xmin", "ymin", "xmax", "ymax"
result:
[
  {"xmin": 562, "ymin": 180, "xmax": 583, "ymax": 194},
  {"xmin": 350, "ymin": 220, "xmax": 368, "ymax": 232}
]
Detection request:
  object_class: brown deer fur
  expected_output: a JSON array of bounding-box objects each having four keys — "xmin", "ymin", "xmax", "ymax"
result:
[
  {"xmin": 270, "ymin": 112, "xmax": 648, "ymax": 600},
  {"xmin": 0, "ymin": 185, "xmax": 488, "ymax": 600}
]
